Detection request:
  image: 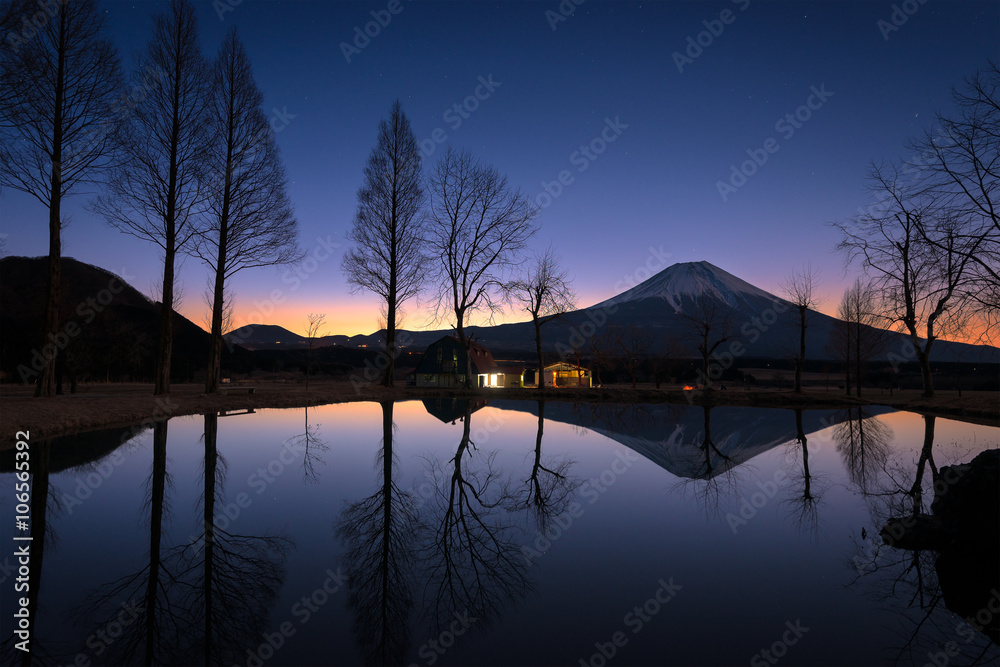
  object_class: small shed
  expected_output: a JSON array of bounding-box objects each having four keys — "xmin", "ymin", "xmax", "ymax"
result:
[
  {"xmin": 542, "ymin": 362, "xmax": 592, "ymax": 388},
  {"xmin": 415, "ymin": 336, "xmax": 523, "ymax": 388}
]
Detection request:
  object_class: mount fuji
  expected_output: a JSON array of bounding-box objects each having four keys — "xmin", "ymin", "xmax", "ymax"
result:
[
  {"xmin": 449, "ymin": 260, "xmax": 997, "ymax": 363},
  {"xmin": 236, "ymin": 260, "xmax": 999, "ymax": 364}
]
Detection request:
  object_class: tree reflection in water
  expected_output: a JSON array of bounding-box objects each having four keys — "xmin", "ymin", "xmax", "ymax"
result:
[
  {"xmin": 779, "ymin": 408, "xmax": 829, "ymax": 538},
  {"xmin": 74, "ymin": 421, "xmax": 186, "ymax": 665},
  {"xmin": 670, "ymin": 405, "xmax": 741, "ymax": 517},
  {"xmin": 170, "ymin": 413, "xmax": 293, "ymax": 665},
  {"xmin": 2, "ymin": 440, "xmax": 54, "ymax": 666},
  {"xmin": 336, "ymin": 401, "xmax": 419, "ymax": 666},
  {"xmin": 518, "ymin": 400, "xmax": 579, "ymax": 533},
  {"xmin": 834, "ymin": 407, "xmax": 893, "ymax": 495},
  {"xmin": 845, "ymin": 413, "xmax": 998, "ymax": 665},
  {"xmin": 294, "ymin": 405, "xmax": 329, "ymax": 484},
  {"xmin": 419, "ymin": 402, "xmax": 531, "ymax": 636}
]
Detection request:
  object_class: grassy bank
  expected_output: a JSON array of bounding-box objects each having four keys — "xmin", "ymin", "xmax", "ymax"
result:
[{"xmin": 1, "ymin": 381, "xmax": 997, "ymax": 445}]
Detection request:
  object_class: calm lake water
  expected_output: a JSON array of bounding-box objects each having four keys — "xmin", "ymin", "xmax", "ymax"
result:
[{"xmin": 2, "ymin": 400, "xmax": 998, "ymax": 666}]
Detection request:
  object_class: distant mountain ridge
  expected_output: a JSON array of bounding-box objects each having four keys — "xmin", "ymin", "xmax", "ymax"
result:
[{"xmin": 231, "ymin": 260, "xmax": 999, "ymax": 364}]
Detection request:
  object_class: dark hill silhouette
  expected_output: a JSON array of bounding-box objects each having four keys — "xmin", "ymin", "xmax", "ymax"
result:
[{"xmin": 0, "ymin": 256, "xmax": 247, "ymax": 387}]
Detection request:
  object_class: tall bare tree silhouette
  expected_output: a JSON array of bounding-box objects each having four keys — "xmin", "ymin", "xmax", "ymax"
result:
[{"xmin": 336, "ymin": 401, "xmax": 420, "ymax": 665}]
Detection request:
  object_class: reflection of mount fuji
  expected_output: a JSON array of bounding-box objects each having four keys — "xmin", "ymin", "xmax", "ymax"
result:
[{"xmin": 491, "ymin": 400, "xmax": 897, "ymax": 480}]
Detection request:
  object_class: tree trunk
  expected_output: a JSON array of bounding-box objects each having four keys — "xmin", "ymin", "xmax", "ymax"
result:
[
  {"xmin": 205, "ymin": 260, "xmax": 226, "ymax": 394},
  {"xmin": 795, "ymin": 409, "xmax": 812, "ymax": 500},
  {"xmin": 855, "ymin": 322, "xmax": 862, "ymax": 397},
  {"xmin": 383, "ymin": 303, "xmax": 396, "ymax": 388},
  {"xmin": 794, "ymin": 305, "xmax": 806, "ymax": 394},
  {"xmin": 203, "ymin": 412, "xmax": 217, "ymax": 665},
  {"xmin": 145, "ymin": 420, "xmax": 168, "ymax": 665},
  {"xmin": 206, "ymin": 106, "xmax": 236, "ymax": 394},
  {"xmin": 456, "ymin": 314, "xmax": 473, "ymax": 388},
  {"xmin": 534, "ymin": 318, "xmax": 544, "ymax": 390},
  {"xmin": 155, "ymin": 246, "xmax": 175, "ymax": 395},
  {"xmin": 844, "ymin": 323, "xmax": 852, "ymax": 396},
  {"xmin": 36, "ymin": 17, "xmax": 66, "ymax": 399},
  {"xmin": 36, "ymin": 214, "xmax": 61, "ymax": 398},
  {"xmin": 306, "ymin": 341, "xmax": 312, "ymax": 390},
  {"xmin": 916, "ymin": 347, "xmax": 935, "ymax": 398}
]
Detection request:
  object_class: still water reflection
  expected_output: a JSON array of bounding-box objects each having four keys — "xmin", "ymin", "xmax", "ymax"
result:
[{"xmin": 1, "ymin": 400, "xmax": 997, "ymax": 666}]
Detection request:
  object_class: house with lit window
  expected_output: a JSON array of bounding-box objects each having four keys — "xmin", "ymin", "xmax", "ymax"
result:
[
  {"xmin": 539, "ymin": 361, "xmax": 592, "ymax": 388},
  {"xmin": 414, "ymin": 336, "xmax": 525, "ymax": 388}
]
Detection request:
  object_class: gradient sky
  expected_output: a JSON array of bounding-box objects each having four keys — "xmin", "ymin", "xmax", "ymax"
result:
[{"xmin": 2, "ymin": 0, "xmax": 998, "ymax": 337}]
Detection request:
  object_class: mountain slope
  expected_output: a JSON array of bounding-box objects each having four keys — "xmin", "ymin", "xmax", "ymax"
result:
[
  {"xmin": 0, "ymin": 256, "xmax": 247, "ymax": 383},
  {"xmin": 591, "ymin": 260, "xmax": 781, "ymax": 313},
  {"xmin": 228, "ymin": 260, "xmax": 999, "ymax": 364}
]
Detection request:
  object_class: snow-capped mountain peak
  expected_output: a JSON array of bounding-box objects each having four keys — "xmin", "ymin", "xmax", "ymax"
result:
[{"xmin": 589, "ymin": 260, "xmax": 784, "ymax": 313}]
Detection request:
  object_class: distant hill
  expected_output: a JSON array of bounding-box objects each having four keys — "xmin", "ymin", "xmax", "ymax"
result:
[
  {"xmin": 232, "ymin": 261, "xmax": 999, "ymax": 365},
  {"xmin": 0, "ymin": 256, "xmax": 247, "ymax": 385},
  {"xmin": 223, "ymin": 323, "xmax": 367, "ymax": 351}
]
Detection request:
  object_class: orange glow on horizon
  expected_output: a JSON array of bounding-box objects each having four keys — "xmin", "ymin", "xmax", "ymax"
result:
[{"xmin": 180, "ymin": 289, "xmax": 996, "ymax": 348}]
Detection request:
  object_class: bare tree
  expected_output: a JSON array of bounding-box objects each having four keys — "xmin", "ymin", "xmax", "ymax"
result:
[
  {"xmin": 652, "ymin": 334, "xmax": 682, "ymax": 389},
  {"xmin": 201, "ymin": 282, "xmax": 233, "ymax": 337},
  {"xmin": 506, "ymin": 247, "xmax": 576, "ymax": 390},
  {"xmin": 305, "ymin": 312, "xmax": 326, "ymax": 390},
  {"xmin": 193, "ymin": 29, "xmax": 299, "ymax": 394},
  {"xmin": 92, "ymin": 0, "xmax": 211, "ymax": 395},
  {"xmin": 589, "ymin": 329, "xmax": 617, "ymax": 387},
  {"xmin": 0, "ymin": 0, "xmax": 123, "ymax": 396},
  {"xmin": 336, "ymin": 402, "xmax": 419, "ymax": 664},
  {"xmin": 342, "ymin": 100, "xmax": 425, "ymax": 388},
  {"xmin": 519, "ymin": 401, "xmax": 578, "ymax": 532},
  {"xmin": 680, "ymin": 296, "xmax": 737, "ymax": 389},
  {"xmin": 420, "ymin": 404, "xmax": 530, "ymax": 633},
  {"xmin": 832, "ymin": 295, "xmax": 854, "ymax": 395},
  {"xmin": 836, "ymin": 278, "xmax": 886, "ymax": 396},
  {"xmin": 615, "ymin": 326, "xmax": 653, "ymax": 389},
  {"xmin": 780, "ymin": 265, "xmax": 819, "ymax": 393},
  {"xmin": 908, "ymin": 61, "xmax": 1000, "ymax": 340},
  {"xmin": 835, "ymin": 163, "xmax": 975, "ymax": 397},
  {"xmin": 426, "ymin": 147, "xmax": 537, "ymax": 386}
]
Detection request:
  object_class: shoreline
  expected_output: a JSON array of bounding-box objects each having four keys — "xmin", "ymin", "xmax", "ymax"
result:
[{"xmin": 1, "ymin": 382, "xmax": 997, "ymax": 446}]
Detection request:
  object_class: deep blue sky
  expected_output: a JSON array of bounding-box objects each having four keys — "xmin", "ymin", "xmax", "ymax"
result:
[{"xmin": 2, "ymin": 0, "xmax": 998, "ymax": 335}]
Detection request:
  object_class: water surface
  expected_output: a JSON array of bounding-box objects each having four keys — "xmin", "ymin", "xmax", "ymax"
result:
[{"xmin": 1, "ymin": 399, "xmax": 997, "ymax": 666}]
